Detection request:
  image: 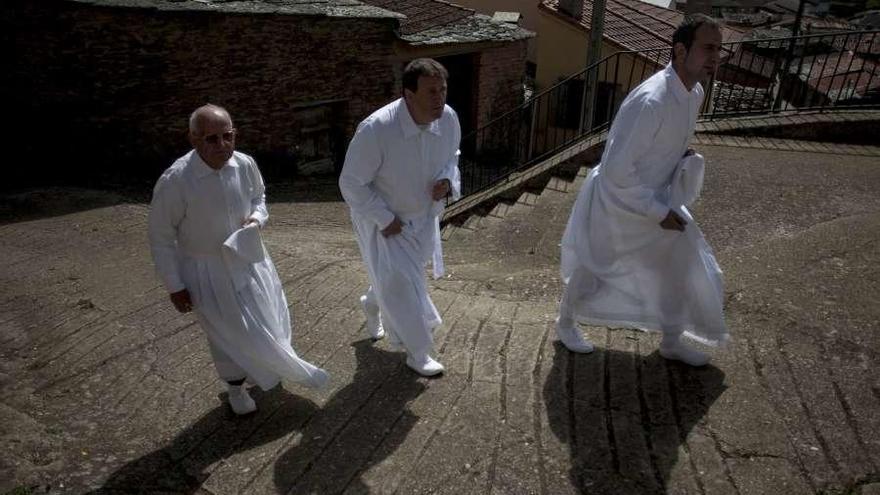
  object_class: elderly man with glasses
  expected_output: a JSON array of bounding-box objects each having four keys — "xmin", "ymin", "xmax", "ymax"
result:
[{"xmin": 148, "ymin": 104, "xmax": 329, "ymax": 415}]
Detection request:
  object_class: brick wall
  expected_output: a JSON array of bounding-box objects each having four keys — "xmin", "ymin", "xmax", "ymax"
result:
[
  {"xmin": 474, "ymin": 40, "xmax": 529, "ymax": 131},
  {"xmin": 3, "ymin": 1, "xmax": 399, "ymax": 186}
]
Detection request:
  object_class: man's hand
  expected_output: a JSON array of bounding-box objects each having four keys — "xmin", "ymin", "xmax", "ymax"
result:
[
  {"xmin": 381, "ymin": 217, "xmax": 403, "ymax": 237},
  {"xmin": 659, "ymin": 209, "xmax": 687, "ymax": 232},
  {"xmin": 683, "ymin": 148, "xmax": 696, "ymax": 157},
  {"xmin": 243, "ymin": 217, "xmax": 259, "ymax": 227},
  {"xmin": 170, "ymin": 289, "xmax": 194, "ymax": 313},
  {"xmin": 431, "ymin": 179, "xmax": 451, "ymax": 201}
]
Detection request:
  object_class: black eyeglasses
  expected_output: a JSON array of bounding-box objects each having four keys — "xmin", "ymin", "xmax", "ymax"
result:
[{"xmin": 200, "ymin": 129, "xmax": 236, "ymax": 145}]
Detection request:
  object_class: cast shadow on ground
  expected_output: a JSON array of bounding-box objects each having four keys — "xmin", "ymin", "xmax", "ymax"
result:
[
  {"xmin": 0, "ymin": 187, "xmax": 140, "ymax": 225},
  {"xmin": 91, "ymin": 339, "xmax": 424, "ymax": 494},
  {"xmin": 271, "ymin": 339, "xmax": 427, "ymax": 494},
  {"xmin": 89, "ymin": 385, "xmax": 318, "ymax": 494},
  {"xmin": 544, "ymin": 340, "xmax": 727, "ymax": 494}
]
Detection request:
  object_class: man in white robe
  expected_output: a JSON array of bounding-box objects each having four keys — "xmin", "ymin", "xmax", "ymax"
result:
[
  {"xmin": 339, "ymin": 58, "xmax": 461, "ymax": 376},
  {"xmin": 149, "ymin": 105, "xmax": 329, "ymax": 415},
  {"xmin": 557, "ymin": 15, "xmax": 727, "ymax": 366}
]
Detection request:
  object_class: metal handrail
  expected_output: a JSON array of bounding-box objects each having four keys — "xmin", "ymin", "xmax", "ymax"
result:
[{"xmin": 454, "ymin": 29, "xmax": 880, "ymax": 203}]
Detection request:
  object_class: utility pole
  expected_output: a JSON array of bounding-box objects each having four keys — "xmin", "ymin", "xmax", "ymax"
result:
[
  {"xmin": 579, "ymin": 0, "xmax": 607, "ymax": 133},
  {"xmin": 773, "ymin": 0, "xmax": 807, "ymax": 110}
]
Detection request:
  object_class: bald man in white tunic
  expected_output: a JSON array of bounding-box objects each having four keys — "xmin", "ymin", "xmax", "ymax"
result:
[{"xmin": 149, "ymin": 105, "xmax": 329, "ymax": 415}]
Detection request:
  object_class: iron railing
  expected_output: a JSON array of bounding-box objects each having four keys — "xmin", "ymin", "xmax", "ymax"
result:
[{"xmin": 456, "ymin": 29, "xmax": 880, "ymax": 202}]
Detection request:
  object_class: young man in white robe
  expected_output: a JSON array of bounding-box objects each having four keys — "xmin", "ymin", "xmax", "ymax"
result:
[
  {"xmin": 339, "ymin": 58, "xmax": 461, "ymax": 376},
  {"xmin": 556, "ymin": 15, "xmax": 727, "ymax": 365},
  {"xmin": 149, "ymin": 105, "xmax": 329, "ymax": 415}
]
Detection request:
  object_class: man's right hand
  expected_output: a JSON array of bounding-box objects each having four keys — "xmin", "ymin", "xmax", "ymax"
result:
[
  {"xmin": 659, "ymin": 210, "xmax": 687, "ymax": 232},
  {"xmin": 170, "ymin": 289, "xmax": 193, "ymax": 313},
  {"xmin": 381, "ymin": 217, "xmax": 403, "ymax": 237}
]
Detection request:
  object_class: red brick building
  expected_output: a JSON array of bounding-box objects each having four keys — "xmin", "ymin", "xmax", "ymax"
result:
[{"xmin": 3, "ymin": 0, "xmax": 532, "ymax": 185}]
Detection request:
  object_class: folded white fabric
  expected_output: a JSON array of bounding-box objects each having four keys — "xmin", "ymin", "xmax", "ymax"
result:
[
  {"xmin": 222, "ymin": 224, "xmax": 265, "ymax": 291},
  {"xmin": 670, "ymin": 152, "xmax": 705, "ymax": 211}
]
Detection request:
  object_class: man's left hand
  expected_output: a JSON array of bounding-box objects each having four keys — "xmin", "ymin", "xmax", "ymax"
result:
[
  {"xmin": 243, "ymin": 218, "xmax": 259, "ymax": 227},
  {"xmin": 432, "ymin": 179, "xmax": 451, "ymax": 201}
]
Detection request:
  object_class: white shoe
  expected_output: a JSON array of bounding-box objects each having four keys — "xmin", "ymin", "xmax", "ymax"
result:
[
  {"xmin": 360, "ymin": 295, "xmax": 385, "ymax": 340},
  {"xmin": 227, "ymin": 385, "xmax": 257, "ymax": 415},
  {"xmin": 406, "ymin": 354, "xmax": 445, "ymax": 377},
  {"xmin": 660, "ymin": 343, "xmax": 710, "ymax": 367},
  {"xmin": 555, "ymin": 321, "xmax": 594, "ymax": 354}
]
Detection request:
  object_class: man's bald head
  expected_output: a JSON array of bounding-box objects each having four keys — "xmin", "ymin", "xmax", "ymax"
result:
[
  {"xmin": 189, "ymin": 104, "xmax": 233, "ymax": 135},
  {"xmin": 188, "ymin": 104, "xmax": 236, "ymax": 169}
]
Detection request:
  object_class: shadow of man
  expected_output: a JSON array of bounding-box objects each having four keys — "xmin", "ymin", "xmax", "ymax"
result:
[
  {"xmin": 90, "ymin": 385, "xmax": 319, "ymax": 494},
  {"xmin": 91, "ymin": 339, "xmax": 426, "ymax": 494},
  {"xmin": 544, "ymin": 339, "xmax": 727, "ymax": 494},
  {"xmin": 272, "ymin": 339, "xmax": 428, "ymax": 494}
]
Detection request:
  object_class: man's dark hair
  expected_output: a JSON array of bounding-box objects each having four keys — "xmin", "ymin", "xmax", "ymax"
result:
[
  {"xmin": 402, "ymin": 58, "xmax": 449, "ymax": 94},
  {"xmin": 671, "ymin": 14, "xmax": 720, "ymax": 60}
]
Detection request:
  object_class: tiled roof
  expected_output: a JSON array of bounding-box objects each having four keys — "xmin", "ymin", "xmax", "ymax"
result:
[
  {"xmin": 541, "ymin": 0, "xmax": 742, "ymax": 60},
  {"xmin": 721, "ymin": 46, "xmax": 880, "ymax": 98},
  {"xmin": 772, "ymin": 14, "xmax": 858, "ymax": 30},
  {"xmin": 850, "ymin": 10, "xmax": 880, "ymax": 29},
  {"xmin": 760, "ymin": 0, "xmax": 817, "ymax": 15},
  {"xmin": 710, "ymin": 0, "xmax": 771, "ymax": 9},
  {"xmin": 722, "ymin": 11, "xmax": 775, "ymax": 27},
  {"xmin": 403, "ymin": 13, "xmax": 535, "ymax": 45},
  {"xmin": 360, "ymin": 0, "xmax": 533, "ymax": 44},
  {"xmin": 798, "ymin": 52, "xmax": 880, "ymax": 96},
  {"xmin": 70, "ymin": 0, "xmax": 533, "ymax": 44},
  {"xmin": 362, "ymin": 0, "xmax": 472, "ymax": 35},
  {"xmin": 69, "ymin": 0, "xmax": 401, "ymax": 18},
  {"xmin": 839, "ymin": 32, "xmax": 880, "ymax": 56},
  {"xmin": 722, "ymin": 47, "xmax": 778, "ymax": 78}
]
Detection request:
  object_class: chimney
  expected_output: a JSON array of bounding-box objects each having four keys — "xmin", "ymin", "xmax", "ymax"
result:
[{"xmin": 559, "ymin": 0, "xmax": 585, "ymax": 18}]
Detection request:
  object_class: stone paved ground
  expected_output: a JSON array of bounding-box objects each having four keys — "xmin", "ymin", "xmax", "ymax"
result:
[{"xmin": 2, "ymin": 142, "xmax": 879, "ymax": 495}]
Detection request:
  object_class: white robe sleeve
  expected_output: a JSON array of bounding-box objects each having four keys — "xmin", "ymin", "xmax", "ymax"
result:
[
  {"xmin": 339, "ymin": 121, "xmax": 396, "ymax": 229},
  {"xmin": 437, "ymin": 112, "xmax": 462, "ymax": 201},
  {"xmin": 147, "ymin": 170, "xmax": 186, "ymax": 293},
  {"xmin": 600, "ymin": 99, "xmax": 670, "ymax": 222},
  {"xmin": 245, "ymin": 156, "xmax": 269, "ymax": 227}
]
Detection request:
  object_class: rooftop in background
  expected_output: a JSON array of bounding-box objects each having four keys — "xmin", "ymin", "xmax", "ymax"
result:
[
  {"xmin": 635, "ymin": 0, "xmax": 674, "ymax": 9},
  {"xmin": 761, "ymin": 0, "xmax": 818, "ymax": 15},
  {"xmin": 773, "ymin": 14, "xmax": 858, "ymax": 31},
  {"xmin": 723, "ymin": 11, "xmax": 777, "ymax": 27},
  {"xmin": 69, "ymin": 0, "xmax": 400, "ymax": 18},
  {"xmin": 541, "ymin": 0, "xmax": 743, "ymax": 60},
  {"xmin": 70, "ymin": 0, "xmax": 533, "ymax": 45},
  {"xmin": 347, "ymin": 0, "xmax": 533, "ymax": 44},
  {"xmin": 850, "ymin": 10, "xmax": 880, "ymax": 29}
]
